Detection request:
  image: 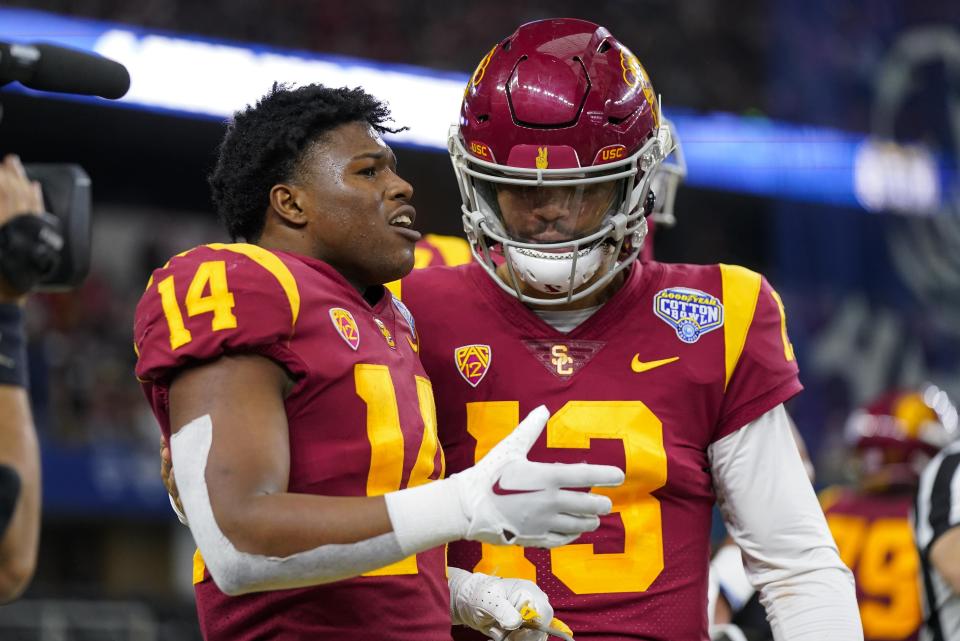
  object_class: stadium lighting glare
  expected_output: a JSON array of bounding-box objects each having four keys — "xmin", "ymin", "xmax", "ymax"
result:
[
  {"xmin": 0, "ymin": 7, "xmax": 951, "ymax": 214},
  {"xmin": 853, "ymin": 139, "xmax": 942, "ymax": 215}
]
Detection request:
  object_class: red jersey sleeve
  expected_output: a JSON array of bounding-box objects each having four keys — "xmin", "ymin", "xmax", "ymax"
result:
[
  {"xmin": 133, "ymin": 243, "xmax": 308, "ymax": 385},
  {"xmin": 713, "ymin": 265, "xmax": 802, "ymax": 440}
]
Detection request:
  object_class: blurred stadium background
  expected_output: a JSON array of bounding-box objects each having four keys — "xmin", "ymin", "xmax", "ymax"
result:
[{"xmin": 0, "ymin": 0, "xmax": 958, "ymax": 638}]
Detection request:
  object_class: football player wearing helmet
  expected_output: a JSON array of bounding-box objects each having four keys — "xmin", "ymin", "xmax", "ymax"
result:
[
  {"xmin": 398, "ymin": 18, "xmax": 863, "ymax": 640},
  {"xmin": 393, "ymin": 126, "xmax": 682, "ymax": 277},
  {"xmin": 136, "ymin": 83, "xmax": 624, "ymax": 640},
  {"xmin": 823, "ymin": 385, "xmax": 957, "ymax": 641}
]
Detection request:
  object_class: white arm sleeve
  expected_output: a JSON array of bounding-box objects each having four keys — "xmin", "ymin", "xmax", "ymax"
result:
[
  {"xmin": 172, "ymin": 414, "xmax": 409, "ymax": 596},
  {"xmin": 708, "ymin": 404, "xmax": 863, "ymax": 641}
]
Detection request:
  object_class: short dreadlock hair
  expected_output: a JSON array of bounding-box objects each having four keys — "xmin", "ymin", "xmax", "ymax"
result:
[{"xmin": 209, "ymin": 83, "xmax": 403, "ymax": 241}]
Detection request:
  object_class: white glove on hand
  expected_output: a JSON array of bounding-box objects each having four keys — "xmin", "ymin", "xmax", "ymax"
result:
[
  {"xmin": 451, "ymin": 405, "xmax": 624, "ymax": 548},
  {"xmin": 448, "ymin": 568, "xmax": 553, "ymax": 641},
  {"xmin": 384, "ymin": 405, "xmax": 624, "ymax": 555}
]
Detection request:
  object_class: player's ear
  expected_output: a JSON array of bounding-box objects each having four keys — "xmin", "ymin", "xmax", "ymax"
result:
[{"xmin": 269, "ymin": 183, "xmax": 309, "ymax": 227}]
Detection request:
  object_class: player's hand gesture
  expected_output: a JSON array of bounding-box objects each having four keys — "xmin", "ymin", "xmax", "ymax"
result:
[{"xmin": 451, "ymin": 405, "xmax": 624, "ymax": 548}]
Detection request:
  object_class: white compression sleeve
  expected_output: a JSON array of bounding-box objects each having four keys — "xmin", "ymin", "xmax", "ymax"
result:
[
  {"xmin": 708, "ymin": 404, "xmax": 863, "ymax": 641},
  {"xmin": 171, "ymin": 414, "xmax": 408, "ymax": 596}
]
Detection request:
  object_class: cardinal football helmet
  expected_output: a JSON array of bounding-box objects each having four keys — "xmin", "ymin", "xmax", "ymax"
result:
[
  {"xmin": 450, "ymin": 18, "xmax": 674, "ymax": 305},
  {"xmin": 845, "ymin": 385, "xmax": 958, "ymax": 490}
]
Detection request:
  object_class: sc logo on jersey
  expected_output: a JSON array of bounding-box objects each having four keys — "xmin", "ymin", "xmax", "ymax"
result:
[
  {"xmin": 551, "ymin": 345, "xmax": 573, "ymax": 376},
  {"xmin": 653, "ymin": 287, "xmax": 724, "ymax": 344}
]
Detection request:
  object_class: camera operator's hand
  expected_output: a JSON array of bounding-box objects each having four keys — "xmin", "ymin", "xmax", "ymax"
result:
[{"xmin": 0, "ymin": 155, "xmax": 44, "ymax": 303}]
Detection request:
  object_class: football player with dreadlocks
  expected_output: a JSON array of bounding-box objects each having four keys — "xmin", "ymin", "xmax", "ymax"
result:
[{"xmin": 395, "ymin": 18, "xmax": 863, "ymax": 641}]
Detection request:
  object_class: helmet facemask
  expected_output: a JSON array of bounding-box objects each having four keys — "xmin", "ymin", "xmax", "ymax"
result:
[
  {"xmin": 450, "ymin": 123, "xmax": 672, "ymax": 306},
  {"xmin": 648, "ymin": 117, "xmax": 687, "ymax": 228}
]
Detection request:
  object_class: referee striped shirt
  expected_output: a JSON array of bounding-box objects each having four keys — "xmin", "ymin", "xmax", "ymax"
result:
[{"xmin": 915, "ymin": 439, "xmax": 960, "ymax": 641}]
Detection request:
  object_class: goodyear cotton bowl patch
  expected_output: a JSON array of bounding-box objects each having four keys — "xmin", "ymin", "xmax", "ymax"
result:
[{"xmin": 654, "ymin": 287, "xmax": 724, "ymax": 344}]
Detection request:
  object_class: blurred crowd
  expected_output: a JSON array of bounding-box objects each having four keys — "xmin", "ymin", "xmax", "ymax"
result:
[{"xmin": 25, "ymin": 210, "xmax": 223, "ymax": 451}]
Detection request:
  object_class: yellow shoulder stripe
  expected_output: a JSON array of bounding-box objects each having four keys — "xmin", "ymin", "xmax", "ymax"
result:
[
  {"xmin": 768, "ymin": 289, "xmax": 796, "ymax": 362},
  {"xmin": 192, "ymin": 548, "xmax": 206, "ymax": 584},
  {"xmin": 207, "ymin": 243, "xmax": 301, "ymax": 332},
  {"xmin": 422, "ymin": 234, "xmax": 472, "ymax": 267},
  {"xmin": 720, "ymin": 264, "xmax": 762, "ymax": 391}
]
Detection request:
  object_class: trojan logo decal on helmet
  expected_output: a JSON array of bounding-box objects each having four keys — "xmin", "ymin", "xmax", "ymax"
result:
[
  {"xmin": 450, "ymin": 18, "xmax": 676, "ymax": 305},
  {"xmin": 464, "ymin": 44, "xmax": 497, "ymax": 98},
  {"xmin": 620, "ymin": 48, "xmax": 659, "ymax": 128},
  {"xmin": 329, "ymin": 308, "xmax": 360, "ymax": 350},
  {"xmin": 454, "ymin": 344, "xmax": 491, "ymax": 387}
]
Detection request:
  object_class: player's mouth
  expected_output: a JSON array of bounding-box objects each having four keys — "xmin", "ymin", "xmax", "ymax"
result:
[
  {"xmin": 387, "ymin": 205, "xmax": 421, "ymax": 242},
  {"xmin": 527, "ymin": 233, "xmax": 573, "ymax": 244}
]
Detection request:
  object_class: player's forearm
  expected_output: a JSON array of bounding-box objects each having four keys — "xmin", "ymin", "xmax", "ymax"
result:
[
  {"xmin": 0, "ymin": 388, "xmax": 40, "ymax": 602},
  {"xmin": 173, "ymin": 414, "xmax": 410, "ymax": 595},
  {"xmin": 214, "ymin": 493, "xmax": 392, "ymax": 557},
  {"xmin": 760, "ymin": 566, "xmax": 862, "ymax": 641}
]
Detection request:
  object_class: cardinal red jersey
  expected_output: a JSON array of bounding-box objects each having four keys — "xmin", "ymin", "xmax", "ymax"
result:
[
  {"xmin": 822, "ymin": 487, "xmax": 921, "ymax": 641},
  {"xmin": 399, "ymin": 260, "xmax": 801, "ymax": 641},
  {"xmin": 134, "ymin": 243, "xmax": 449, "ymax": 641}
]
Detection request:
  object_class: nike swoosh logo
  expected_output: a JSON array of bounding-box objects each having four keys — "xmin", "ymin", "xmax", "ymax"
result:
[
  {"xmin": 406, "ymin": 336, "xmax": 419, "ymax": 353},
  {"xmin": 631, "ymin": 355, "xmax": 679, "ymax": 373},
  {"xmin": 492, "ymin": 477, "xmax": 538, "ymax": 496}
]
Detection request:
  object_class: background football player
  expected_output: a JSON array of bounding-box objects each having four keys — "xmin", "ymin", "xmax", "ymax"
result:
[
  {"xmin": 137, "ymin": 83, "xmax": 624, "ymax": 640},
  {"xmin": 396, "ymin": 18, "xmax": 863, "ymax": 641},
  {"xmin": 822, "ymin": 386, "xmax": 956, "ymax": 641}
]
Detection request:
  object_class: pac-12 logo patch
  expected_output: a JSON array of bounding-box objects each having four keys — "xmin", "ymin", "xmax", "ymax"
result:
[
  {"xmin": 454, "ymin": 344, "xmax": 491, "ymax": 387},
  {"xmin": 653, "ymin": 287, "xmax": 724, "ymax": 344},
  {"xmin": 329, "ymin": 307, "xmax": 360, "ymax": 350}
]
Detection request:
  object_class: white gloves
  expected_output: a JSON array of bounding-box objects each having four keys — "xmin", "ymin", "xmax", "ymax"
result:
[
  {"xmin": 452, "ymin": 405, "xmax": 623, "ymax": 547},
  {"xmin": 448, "ymin": 568, "xmax": 554, "ymax": 641},
  {"xmin": 385, "ymin": 405, "xmax": 624, "ymax": 555}
]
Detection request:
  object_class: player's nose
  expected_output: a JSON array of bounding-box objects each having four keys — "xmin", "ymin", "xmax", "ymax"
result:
[{"xmin": 386, "ymin": 170, "xmax": 413, "ymax": 202}]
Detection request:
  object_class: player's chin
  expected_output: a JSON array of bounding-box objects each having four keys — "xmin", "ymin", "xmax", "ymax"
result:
[{"xmin": 372, "ymin": 244, "xmax": 416, "ymax": 284}]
